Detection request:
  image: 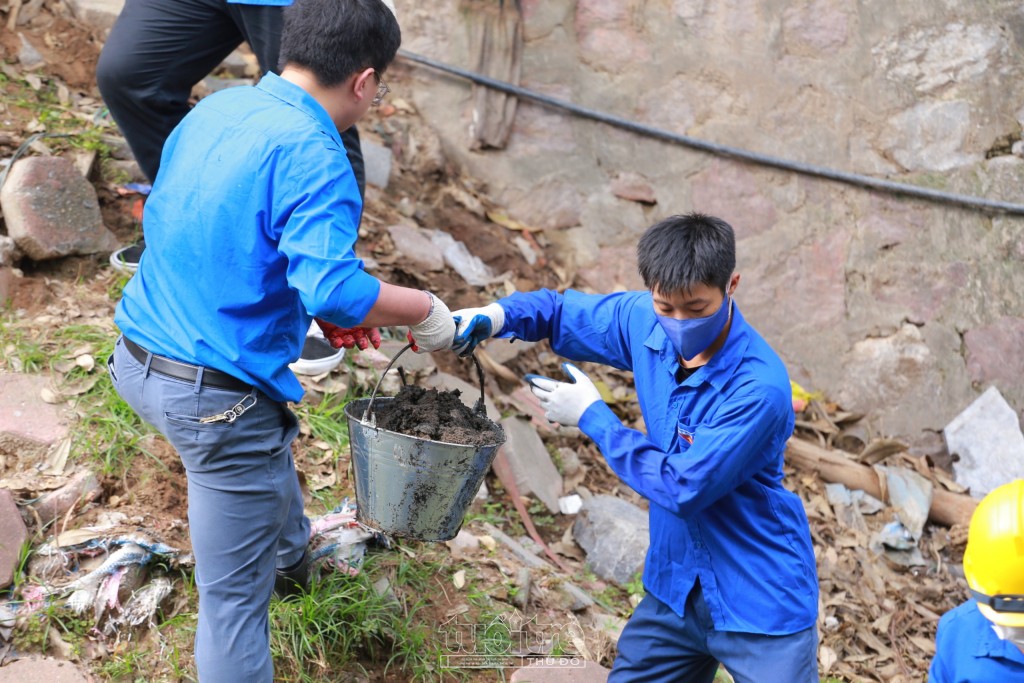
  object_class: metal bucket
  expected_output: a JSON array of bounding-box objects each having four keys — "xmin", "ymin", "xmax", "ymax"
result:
[{"xmin": 343, "ymin": 345, "xmax": 505, "ymax": 541}]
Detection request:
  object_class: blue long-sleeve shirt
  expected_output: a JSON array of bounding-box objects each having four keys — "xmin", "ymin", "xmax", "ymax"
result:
[
  {"xmin": 115, "ymin": 72, "xmax": 380, "ymax": 402},
  {"xmin": 499, "ymin": 288, "xmax": 818, "ymax": 634},
  {"xmin": 929, "ymin": 600, "xmax": 1024, "ymax": 682}
]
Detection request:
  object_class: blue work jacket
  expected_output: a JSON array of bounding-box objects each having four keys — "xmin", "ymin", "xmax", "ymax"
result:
[
  {"xmin": 499, "ymin": 288, "xmax": 818, "ymax": 635},
  {"xmin": 115, "ymin": 72, "xmax": 380, "ymax": 402},
  {"xmin": 930, "ymin": 600, "xmax": 1024, "ymax": 682}
]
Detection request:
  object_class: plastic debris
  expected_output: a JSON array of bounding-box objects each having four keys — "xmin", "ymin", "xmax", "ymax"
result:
[
  {"xmin": 943, "ymin": 386, "xmax": 1024, "ymax": 498},
  {"xmin": 428, "ymin": 230, "xmax": 504, "ymax": 286},
  {"xmin": 307, "ymin": 499, "xmax": 382, "ymax": 576},
  {"xmin": 791, "ymin": 380, "xmax": 823, "ymax": 412},
  {"xmin": 6, "ymin": 531, "xmax": 183, "ymax": 633},
  {"xmin": 558, "ymin": 494, "xmax": 583, "ymax": 515},
  {"xmin": 869, "ymin": 466, "xmax": 933, "ymax": 567},
  {"xmin": 116, "ymin": 182, "xmax": 152, "ymax": 196}
]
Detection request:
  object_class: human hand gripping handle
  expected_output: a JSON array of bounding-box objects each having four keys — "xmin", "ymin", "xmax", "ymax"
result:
[
  {"xmin": 451, "ymin": 303, "xmax": 505, "ymax": 356},
  {"xmin": 314, "ymin": 318, "xmax": 381, "ymax": 350},
  {"xmin": 407, "ymin": 292, "xmax": 456, "ymax": 354},
  {"xmin": 526, "ymin": 362, "xmax": 602, "ymax": 428}
]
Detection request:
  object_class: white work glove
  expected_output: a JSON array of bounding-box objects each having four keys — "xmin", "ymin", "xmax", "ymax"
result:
[
  {"xmin": 451, "ymin": 303, "xmax": 506, "ymax": 357},
  {"xmin": 526, "ymin": 362, "xmax": 602, "ymax": 428},
  {"xmin": 408, "ymin": 292, "xmax": 456, "ymax": 354}
]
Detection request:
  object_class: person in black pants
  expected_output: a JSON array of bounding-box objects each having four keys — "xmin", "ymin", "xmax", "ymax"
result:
[{"xmin": 97, "ymin": 0, "xmax": 367, "ymax": 274}]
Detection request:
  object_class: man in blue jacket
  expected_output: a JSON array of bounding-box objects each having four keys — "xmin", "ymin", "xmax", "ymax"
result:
[
  {"xmin": 108, "ymin": 2, "xmax": 454, "ymax": 681},
  {"xmin": 452, "ymin": 213, "xmax": 819, "ymax": 682},
  {"xmin": 929, "ymin": 479, "xmax": 1024, "ymax": 682}
]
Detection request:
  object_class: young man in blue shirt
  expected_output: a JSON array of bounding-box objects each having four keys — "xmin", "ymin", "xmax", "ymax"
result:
[
  {"xmin": 107, "ymin": 2, "xmax": 454, "ymax": 681},
  {"xmin": 929, "ymin": 479, "xmax": 1024, "ymax": 682},
  {"xmin": 452, "ymin": 213, "xmax": 819, "ymax": 682}
]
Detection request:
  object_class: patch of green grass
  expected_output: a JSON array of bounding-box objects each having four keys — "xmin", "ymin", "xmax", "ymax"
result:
[
  {"xmin": 0, "ymin": 318, "xmax": 49, "ymax": 373},
  {"xmin": 12, "ymin": 602, "xmax": 92, "ymax": 659},
  {"xmin": 624, "ymin": 571, "xmax": 645, "ymax": 600},
  {"xmin": 0, "ymin": 315, "xmax": 153, "ymax": 476},
  {"xmin": 270, "ymin": 551, "xmax": 454, "ymax": 682},
  {"xmin": 295, "ymin": 391, "xmax": 352, "ymax": 453},
  {"xmin": 464, "ymin": 500, "xmax": 510, "ymax": 527},
  {"xmin": 526, "ymin": 500, "xmax": 556, "ymax": 528},
  {"xmin": 57, "ymin": 328, "xmax": 153, "ymax": 476}
]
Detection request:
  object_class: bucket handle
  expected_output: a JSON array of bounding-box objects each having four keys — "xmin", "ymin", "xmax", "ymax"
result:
[{"xmin": 362, "ymin": 344, "xmax": 489, "ymax": 423}]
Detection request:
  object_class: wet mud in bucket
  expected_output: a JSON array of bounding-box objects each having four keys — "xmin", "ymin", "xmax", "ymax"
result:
[{"xmin": 345, "ymin": 346, "xmax": 505, "ymax": 541}]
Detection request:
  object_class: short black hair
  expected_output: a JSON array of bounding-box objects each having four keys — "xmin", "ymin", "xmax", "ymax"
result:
[
  {"xmin": 637, "ymin": 213, "xmax": 736, "ymax": 294},
  {"xmin": 280, "ymin": 0, "xmax": 401, "ymax": 88}
]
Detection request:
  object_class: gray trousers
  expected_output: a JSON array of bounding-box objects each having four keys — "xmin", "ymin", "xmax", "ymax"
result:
[{"xmin": 108, "ymin": 336, "xmax": 309, "ymax": 682}]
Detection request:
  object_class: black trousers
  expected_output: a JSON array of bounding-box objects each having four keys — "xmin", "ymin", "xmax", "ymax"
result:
[{"xmin": 96, "ymin": 0, "xmax": 364, "ymax": 194}]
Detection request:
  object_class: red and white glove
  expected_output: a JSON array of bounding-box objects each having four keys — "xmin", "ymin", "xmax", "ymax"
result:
[{"xmin": 314, "ymin": 318, "xmax": 382, "ymax": 351}]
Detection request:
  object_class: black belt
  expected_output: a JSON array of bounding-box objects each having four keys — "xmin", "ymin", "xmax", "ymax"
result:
[{"xmin": 123, "ymin": 337, "xmax": 251, "ymax": 392}]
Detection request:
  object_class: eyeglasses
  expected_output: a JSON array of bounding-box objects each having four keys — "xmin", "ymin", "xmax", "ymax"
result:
[{"xmin": 372, "ymin": 72, "xmax": 390, "ymax": 107}]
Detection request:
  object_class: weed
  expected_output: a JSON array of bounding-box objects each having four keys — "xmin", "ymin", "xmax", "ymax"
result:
[
  {"xmin": 294, "ymin": 391, "xmax": 352, "ymax": 453},
  {"xmin": 12, "ymin": 602, "xmax": 92, "ymax": 658},
  {"xmin": 464, "ymin": 500, "xmax": 509, "ymax": 527},
  {"xmin": 269, "ymin": 550, "xmax": 452, "ymax": 682},
  {"xmin": 526, "ymin": 500, "xmax": 556, "ymax": 528},
  {"xmin": 624, "ymin": 571, "xmax": 645, "ymax": 600},
  {"xmin": 12, "ymin": 539, "xmax": 33, "ymax": 591},
  {"xmin": 0, "ymin": 319, "xmax": 49, "ymax": 373}
]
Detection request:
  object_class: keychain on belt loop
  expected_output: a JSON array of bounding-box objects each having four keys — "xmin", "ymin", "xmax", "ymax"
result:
[{"xmin": 200, "ymin": 392, "xmax": 258, "ymax": 424}]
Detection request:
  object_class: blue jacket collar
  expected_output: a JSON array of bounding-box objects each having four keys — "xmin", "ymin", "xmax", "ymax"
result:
[
  {"xmin": 256, "ymin": 72, "xmax": 342, "ymax": 147},
  {"xmin": 972, "ymin": 603, "xmax": 1024, "ymax": 662}
]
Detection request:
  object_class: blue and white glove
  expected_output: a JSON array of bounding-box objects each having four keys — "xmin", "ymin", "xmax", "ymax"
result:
[
  {"xmin": 526, "ymin": 363, "xmax": 602, "ymax": 428},
  {"xmin": 451, "ymin": 303, "xmax": 506, "ymax": 357}
]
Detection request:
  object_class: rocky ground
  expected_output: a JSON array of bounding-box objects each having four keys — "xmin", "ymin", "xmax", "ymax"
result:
[{"xmin": 0, "ymin": 4, "xmax": 978, "ymax": 683}]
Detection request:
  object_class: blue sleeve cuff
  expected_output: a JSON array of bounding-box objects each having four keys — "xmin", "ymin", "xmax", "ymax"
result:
[
  {"xmin": 323, "ymin": 269, "xmax": 381, "ymax": 327},
  {"xmin": 578, "ymin": 400, "xmax": 618, "ymax": 442}
]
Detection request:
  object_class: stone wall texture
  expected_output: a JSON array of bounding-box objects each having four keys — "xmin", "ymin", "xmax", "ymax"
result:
[{"xmin": 396, "ymin": 0, "xmax": 1024, "ymax": 448}]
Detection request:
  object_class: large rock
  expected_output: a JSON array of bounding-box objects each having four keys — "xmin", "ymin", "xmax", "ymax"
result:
[
  {"xmin": 0, "ymin": 657, "xmax": 91, "ymax": 683},
  {"xmin": 872, "ymin": 22, "xmax": 1009, "ymax": 96},
  {"xmin": 572, "ymin": 494, "xmax": 649, "ymax": 586},
  {"xmin": 835, "ymin": 323, "xmax": 974, "ymax": 441},
  {"xmin": 0, "ymin": 373, "xmax": 71, "ymax": 464},
  {"xmin": 0, "ymin": 156, "xmax": 119, "ymax": 261},
  {"xmin": 362, "ymin": 138, "xmax": 393, "ymax": 189},
  {"xmin": 879, "ymin": 100, "xmax": 983, "ymax": 172}
]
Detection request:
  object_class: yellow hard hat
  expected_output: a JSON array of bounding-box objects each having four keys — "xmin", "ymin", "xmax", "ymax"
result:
[{"xmin": 963, "ymin": 479, "xmax": 1024, "ymax": 627}]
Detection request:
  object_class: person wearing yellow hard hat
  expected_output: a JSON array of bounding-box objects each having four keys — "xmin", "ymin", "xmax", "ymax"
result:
[{"xmin": 929, "ymin": 479, "xmax": 1024, "ymax": 681}]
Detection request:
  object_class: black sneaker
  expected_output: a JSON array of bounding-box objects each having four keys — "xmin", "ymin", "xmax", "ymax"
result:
[
  {"xmin": 274, "ymin": 551, "xmax": 310, "ymax": 599},
  {"xmin": 109, "ymin": 240, "xmax": 145, "ymax": 275}
]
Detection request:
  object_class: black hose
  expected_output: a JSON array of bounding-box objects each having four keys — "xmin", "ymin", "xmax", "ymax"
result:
[{"xmin": 398, "ymin": 50, "xmax": 1024, "ymax": 217}]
